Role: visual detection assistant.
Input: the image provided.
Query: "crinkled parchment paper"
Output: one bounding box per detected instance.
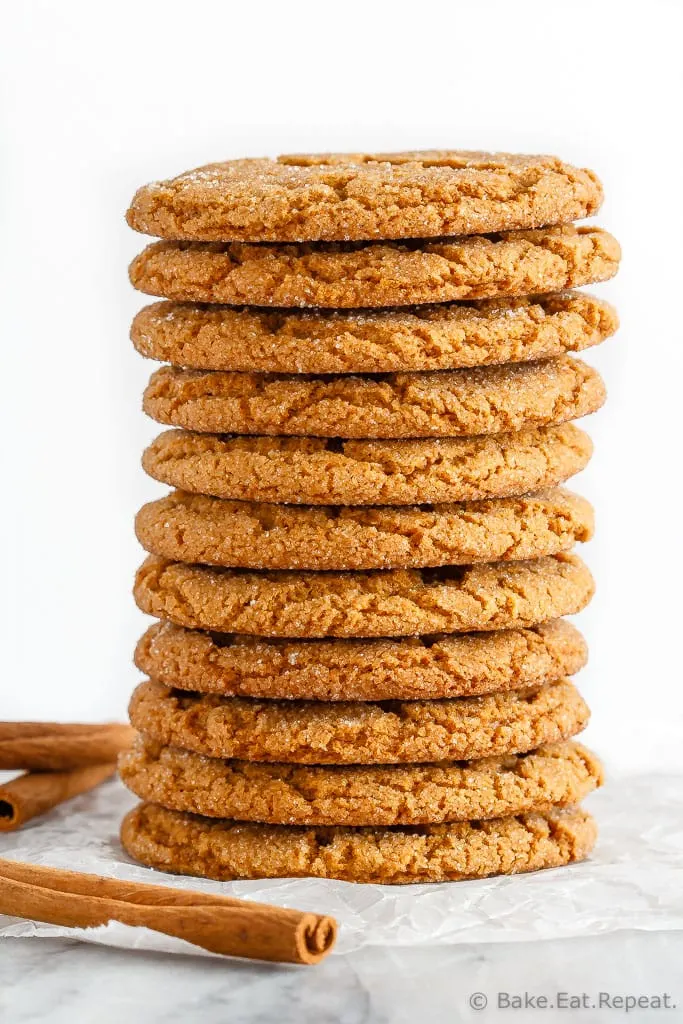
[1,773,681,955]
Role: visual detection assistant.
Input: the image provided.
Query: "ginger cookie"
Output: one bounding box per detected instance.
[142,357,605,439]
[142,423,592,505]
[135,489,594,571]
[128,679,589,764]
[125,151,603,243]
[119,737,603,826]
[128,226,620,308]
[134,553,593,638]
[132,292,618,374]
[135,619,588,701]
[120,802,597,883]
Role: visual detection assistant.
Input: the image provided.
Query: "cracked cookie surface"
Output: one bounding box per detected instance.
[135,489,593,571]
[135,619,587,701]
[142,357,605,438]
[129,226,620,308]
[134,553,594,638]
[119,737,603,826]
[125,150,603,243]
[142,423,592,505]
[132,293,618,374]
[128,679,589,764]
[133,552,593,638]
[120,802,597,882]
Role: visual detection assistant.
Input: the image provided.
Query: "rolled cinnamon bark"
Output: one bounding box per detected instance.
[0,858,337,965]
[0,723,135,771]
[0,764,117,831]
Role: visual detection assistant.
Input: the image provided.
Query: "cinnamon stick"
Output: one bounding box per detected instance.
[0,859,337,965]
[0,723,135,771]
[0,764,117,831]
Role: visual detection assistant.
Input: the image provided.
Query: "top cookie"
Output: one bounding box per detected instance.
[125,151,603,243]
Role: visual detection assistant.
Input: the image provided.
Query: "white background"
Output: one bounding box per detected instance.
[1,0,681,774]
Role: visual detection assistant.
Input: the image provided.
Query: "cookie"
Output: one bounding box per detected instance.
[129,227,620,308]
[142,357,605,439]
[135,619,588,701]
[120,802,597,883]
[134,553,593,638]
[125,151,603,243]
[131,293,618,374]
[142,423,592,505]
[119,737,603,826]
[128,679,589,764]
[135,489,594,571]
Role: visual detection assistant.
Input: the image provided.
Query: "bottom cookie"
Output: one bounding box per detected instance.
[120,802,597,884]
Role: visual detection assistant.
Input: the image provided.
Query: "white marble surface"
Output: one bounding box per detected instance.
[1,931,682,1023]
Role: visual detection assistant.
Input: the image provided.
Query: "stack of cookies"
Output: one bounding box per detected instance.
[119,151,619,885]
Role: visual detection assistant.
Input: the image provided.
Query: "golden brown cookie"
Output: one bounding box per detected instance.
[142,357,605,439]
[121,802,597,883]
[142,423,592,505]
[128,679,589,764]
[129,227,620,308]
[119,737,603,826]
[131,293,618,374]
[134,553,593,638]
[125,151,603,243]
[135,619,588,701]
[135,489,594,571]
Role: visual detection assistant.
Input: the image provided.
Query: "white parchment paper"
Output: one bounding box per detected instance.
[0,772,681,955]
